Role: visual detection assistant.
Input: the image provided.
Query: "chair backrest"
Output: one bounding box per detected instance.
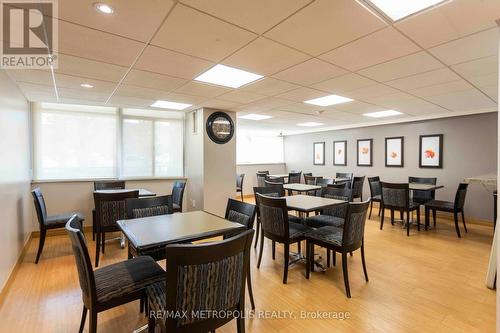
[454,183,469,210]
[303,173,312,183]
[304,175,317,185]
[265,176,284,186]
[31,187,47,225]
[172,181,186,208]
[236,173,245,188]
[225,198,257,230]
[256,193,289,239]
[66,215,96,307]
[163,230,254,332]
[342,200,370,248]
[256,173,267,187]
[253,185,285,199]
[336,172,353,180]
[321,186,352,218]
[93,180,125,190]
[328,182,349,189]
[257,170,269,175]
[409,177,437,202]
[288,171,302,184]
[352,176,365,197]
[317,178,334,187]
[94,191,139,229]
[126,195,173,219]
[368,176,381,197]
[380,182,409,209]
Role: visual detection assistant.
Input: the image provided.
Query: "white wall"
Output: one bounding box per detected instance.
[0,70,31,291]
[184,109,204,211]
[236,163,286,196]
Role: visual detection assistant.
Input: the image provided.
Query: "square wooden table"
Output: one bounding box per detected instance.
[286,194,346,216]
[283,183,321,194]
[408,183,444,191]
[94,188,156,197]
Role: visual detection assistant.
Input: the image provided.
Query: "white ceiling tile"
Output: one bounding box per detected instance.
[243,97,295,110]
[17,82,56,97]
[58,87,110,103]
[179,0,310,34]
[7,70,53,86]
[173,81,232,98]
[311,73,376,93]
[365,92,445,115]
[428,28,498,65]
[218,91,267,104]
[265,0,386,55]
[320,110,371,123]
[326,101,385,114]
[342,83,399,100]
[425,89,497,111]
[479,85,498,102]
[58,21,145,67]
[164,92,208,105]
[57,0,174,42]
[395,0,500,48]
[385,68,461,90]
[320,27,420,71]
[357,51,443,82]
[240,78,299,96]
[115,85,171,100]
[272,58,347,85]
[202,99,243,110]
[275,87,327,102]
[222,37,310,75]
[277,102,325,115]
[134,45,214,79]
[409,80,474,98]
[451,55,498,79]
[54,54,128,82]
[468,74,498,88]
[54,74,117,94]
[152,4,256,62]
[108,95,156,108]
[123,69,188,91]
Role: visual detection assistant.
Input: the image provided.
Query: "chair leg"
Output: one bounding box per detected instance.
[378,203,381,216]
[380,208,385,230]
[101,231,106,254]
[254,220,260,249]
[326,249,330,268]
[257,233,264,268]
[297,241,301,254]
[461,210,468,233]
[432,209,436,227]
[148,314,156,333]
[283,243,290,284]
[390,209,394,225]
[306,240,311,279]
[454,212,461,238]
[236,305,245,333]
[425,207,429,231]
[399,210,403,220]
[406,210,410,237]
[79,306,87,333]
[92,210,96,241]
[416,209,421,231]
[341,253,351,298]
[241,191,244,202]
[140,297,144,313]
[89,310,97,333]
[369,201,373,219]
[332,250,336,266]
[272,241,276,260]
[361,241,369,282]
[35,229,46,264]
[95,232,101,267]
[246,264,255,310]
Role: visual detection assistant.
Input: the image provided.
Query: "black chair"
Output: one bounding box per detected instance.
[304,175,318,185]
[265,176,285,187]
[305,200,370,298]
[31,187,85,264]
[288,171,302,184]
[236,173,245,201]
[256,194,310,284]
[257,170,269,175]
[425,183,469,238]
[305,186,352,229]
[303,172,313,183]
[225,198,257,310]
[125,195,173,261]
[409,177,437,204]
[368,176,382,219]
[171,181,186,213]
[336,172,353,180]
[92,181,126,241]
[316,178,334,197]
[352,176,365,201]
[380,182,420,237]
[328,182,349,189]
[146,230,254,333]
[93,190,139,267]
[256,173,267,187]
[66,215,164,333]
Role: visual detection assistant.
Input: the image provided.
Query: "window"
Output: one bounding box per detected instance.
[33,103,184,180]
[237,129,284,164]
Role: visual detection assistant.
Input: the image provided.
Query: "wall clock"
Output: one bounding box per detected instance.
[205,112,234,144]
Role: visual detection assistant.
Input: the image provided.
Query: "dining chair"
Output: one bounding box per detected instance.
[93,190,139,267]
[171,181,186,213]
[424,183,469,238]
[265,176,285,187]
[125,195,173,260]
[316,178,334,197]
[236,173,245,201]
[409,177,437,204]
[255,194,310,284]
[305,200,370,298]
[66,215,164,333]
[256,173,267,187]
[351,176,365,201]
[31,187,85,264]
[257,170,269,175]
[146,230,254,333]
[328,182,349,189]
[380,182,420,236]
[224,198,257,310]
[303,172,313,183]
[288,171,302,184]
[304,175,316,185]
[92,180,126,241]
[367,176,382,219]
[336,172,353,180]
[305,186,352,229]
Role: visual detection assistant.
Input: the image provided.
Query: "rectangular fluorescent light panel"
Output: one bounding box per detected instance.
[366,0,447,21]
[297,122,324,127]
[363,110,403,118]
[238,114,272,121]
[304,94,353,107]
[150,100,192,110]
[195,64,263,88]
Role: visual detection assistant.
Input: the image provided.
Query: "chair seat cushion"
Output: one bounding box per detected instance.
[289,222,310,239]
[146,281,166,313]
[288,214,302,224]
[94,256,164,303]
[306,226,343,246]
[372,194,381,201]
[425,200,454,211]
[45,212,84,228]
[305,215,345,229]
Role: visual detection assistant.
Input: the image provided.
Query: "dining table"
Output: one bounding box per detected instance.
[93,188,156,197]
[283,183,321,194]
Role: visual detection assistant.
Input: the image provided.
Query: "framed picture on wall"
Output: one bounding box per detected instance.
[357,139,373,167]
[333,140,347,166]
[419,134,443,168]
[385,136,404,167]
[313,142,325,165]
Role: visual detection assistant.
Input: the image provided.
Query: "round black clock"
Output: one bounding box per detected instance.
[206,112,234,144]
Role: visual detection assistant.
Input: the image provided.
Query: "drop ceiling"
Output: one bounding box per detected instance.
[3,0,499,135]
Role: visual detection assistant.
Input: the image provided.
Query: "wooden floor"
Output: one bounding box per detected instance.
[0,205,496,333]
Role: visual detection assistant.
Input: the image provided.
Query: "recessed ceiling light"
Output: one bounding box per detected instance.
[363,110,403,118]
[304,94,353,107]
[297,122,324,127]
[194,64,263,88]
[80,83,94,89]
[238,114,272,121]
[362,0,447,21]
[150,100,192,110]
[93,2,114,14]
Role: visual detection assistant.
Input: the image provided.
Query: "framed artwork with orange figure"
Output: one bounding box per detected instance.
[333,140,347,166]
[313,142,325,165]
[385,136,404,167]
[419,134,443,168]
[357,139,373,167]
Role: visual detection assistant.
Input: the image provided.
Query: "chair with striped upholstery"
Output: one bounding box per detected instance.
[380,182,420,236]
[351,176,365,201]
[66,215,164,333]
[92,181,126,241]
[171,181,186,213]
[305,187,352,229]
[146,230,254,333]
[368,176,382,219]
[256,173,267,187]
[316,178,334,197]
